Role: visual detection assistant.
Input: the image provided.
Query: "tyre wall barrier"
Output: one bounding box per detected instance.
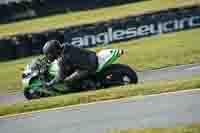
[0,5,199,61]
[0,38,16,61]
[64,5,200,48]
[0,0,143,24]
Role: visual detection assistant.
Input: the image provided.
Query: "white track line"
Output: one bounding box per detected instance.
[1,88,200,119]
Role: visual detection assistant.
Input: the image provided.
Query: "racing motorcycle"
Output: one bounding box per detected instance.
[22,48,138,100]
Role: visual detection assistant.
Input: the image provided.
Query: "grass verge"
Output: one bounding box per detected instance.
[1,28,200,94]
[1,76,200,116]
[109,124,200,133]
[0,0,198,37]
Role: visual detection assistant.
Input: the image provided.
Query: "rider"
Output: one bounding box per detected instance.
[43,40,98,89]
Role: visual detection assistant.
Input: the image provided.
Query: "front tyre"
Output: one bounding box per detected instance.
[101,64,138,87]
[24,87,42,100]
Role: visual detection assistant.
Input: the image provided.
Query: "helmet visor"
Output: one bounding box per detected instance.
[46,53,56,62]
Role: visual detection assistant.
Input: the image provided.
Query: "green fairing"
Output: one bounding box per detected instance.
[29,79,42,90]
[105,49,119,66]
[96,49,120,73]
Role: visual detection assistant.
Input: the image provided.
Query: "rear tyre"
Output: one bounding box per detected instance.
[101,64,138,87]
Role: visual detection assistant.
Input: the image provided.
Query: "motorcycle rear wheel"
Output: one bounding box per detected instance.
[101,64,138,87]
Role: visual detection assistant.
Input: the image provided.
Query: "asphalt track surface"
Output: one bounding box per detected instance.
[1,64,200,133]
[0,89,200,133]
[1,63,200,105]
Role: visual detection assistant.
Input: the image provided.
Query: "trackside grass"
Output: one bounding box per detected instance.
[1,29,200,94]
[109,124,200,133]
[0,0,198,37]
[0,76,200,116]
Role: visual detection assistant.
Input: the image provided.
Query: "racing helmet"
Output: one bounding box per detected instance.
[43,40,62,62]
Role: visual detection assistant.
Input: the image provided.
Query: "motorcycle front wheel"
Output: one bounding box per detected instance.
[24,87,44,100]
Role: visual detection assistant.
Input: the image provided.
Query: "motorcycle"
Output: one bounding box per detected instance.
[22,48,138,100]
